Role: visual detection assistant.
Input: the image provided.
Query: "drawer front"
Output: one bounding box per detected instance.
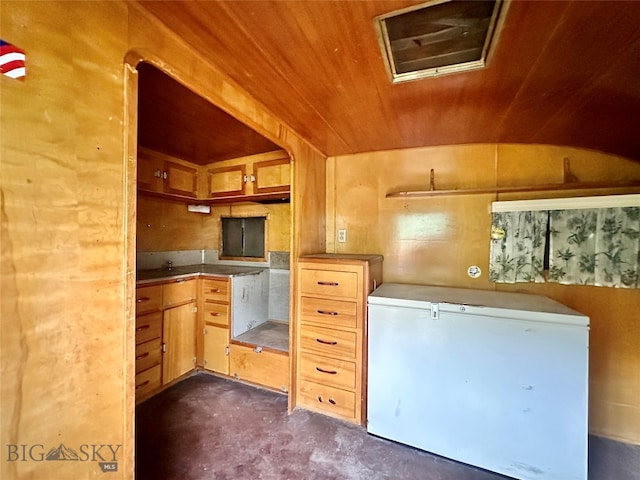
[136,285,162,315]
[299,351,356,390]
[202,278,230,303]
[229,344,289,392]
[299,325,357,359]
[202,301,230,326]
[135,338,162,374]
[300,297,358,329]
[298,380,356,420]
[163,279,196,307]
[135,311,162,345]
[300,269,358,299]
[135,364,162,398]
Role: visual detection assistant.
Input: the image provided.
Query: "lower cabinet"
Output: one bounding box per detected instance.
[295,254,383,425]
[229,343,289,393]
[135,279,197,402]
[162,302,197,384]
[136,274,291,401]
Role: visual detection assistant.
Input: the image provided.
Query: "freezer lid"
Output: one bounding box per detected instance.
[368,283,589,326]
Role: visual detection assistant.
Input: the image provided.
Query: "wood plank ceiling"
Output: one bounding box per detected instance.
[136,0,640,163]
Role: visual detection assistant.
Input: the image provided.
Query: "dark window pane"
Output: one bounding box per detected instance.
[243,217,265,257]
[221,216,265,258]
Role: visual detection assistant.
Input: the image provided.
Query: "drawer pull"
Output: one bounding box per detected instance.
[316,338,337,346]
[317,309,338,316]
[136,297,150,303]
[316,367,337,375]
[317,396,323,402]
[317,281,339,286]
[135,352,150,360]
[328,398,337,405]
[136,380,150,390]
[209,312,221,316]
[210,288,221,293]
[136,325,150,332]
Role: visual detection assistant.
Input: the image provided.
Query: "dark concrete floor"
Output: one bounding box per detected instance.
[135,373,640,480]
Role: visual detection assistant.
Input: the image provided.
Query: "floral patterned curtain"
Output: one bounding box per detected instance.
[489,210,548,283]
[549,207,640,288]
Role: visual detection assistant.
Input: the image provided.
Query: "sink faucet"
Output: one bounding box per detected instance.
[167,260,173,271]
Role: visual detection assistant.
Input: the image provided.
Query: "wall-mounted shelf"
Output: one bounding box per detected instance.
[386,159,640,198]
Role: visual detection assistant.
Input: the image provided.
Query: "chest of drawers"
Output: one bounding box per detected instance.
[295,254,382,425]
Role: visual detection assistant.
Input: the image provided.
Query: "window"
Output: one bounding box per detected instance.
[221,216,266,259]
[489,195,640,288]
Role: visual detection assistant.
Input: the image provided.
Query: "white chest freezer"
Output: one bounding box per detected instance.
[367,283,589,480]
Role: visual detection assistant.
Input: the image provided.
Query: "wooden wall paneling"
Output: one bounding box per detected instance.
[497,144,640,188]
[1,2,131,479]
[136,196,205,252]
[330,144,497,288]
[124,52,139,480]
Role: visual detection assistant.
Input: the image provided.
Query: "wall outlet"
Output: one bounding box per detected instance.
[337,228,347,243]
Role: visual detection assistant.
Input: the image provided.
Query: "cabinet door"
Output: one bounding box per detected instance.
[252,158,290,194]
[229,343,289,392]
[163,160,198,197]
[137,153,162,192]
[203,325,229,374]
[162,302,196,384]
[208,165,246,197]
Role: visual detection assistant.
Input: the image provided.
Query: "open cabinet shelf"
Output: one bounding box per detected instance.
[386,160,640,198]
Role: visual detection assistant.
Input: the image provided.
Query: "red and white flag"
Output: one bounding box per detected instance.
[1,39,26,80]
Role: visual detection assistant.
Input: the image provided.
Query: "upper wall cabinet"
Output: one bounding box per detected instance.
[137,147,290,204]
[207,151,290,203]
[138,147,198,199]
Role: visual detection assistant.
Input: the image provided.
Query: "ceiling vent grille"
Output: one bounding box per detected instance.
[375,0,506,83]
